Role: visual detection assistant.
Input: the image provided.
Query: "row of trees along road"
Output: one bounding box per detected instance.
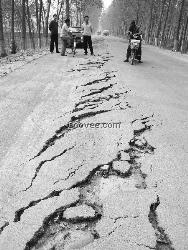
[101,0,188,53]
[0,0,103,57]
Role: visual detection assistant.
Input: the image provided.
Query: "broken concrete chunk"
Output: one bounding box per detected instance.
[98,177,137,201]
[132,120,145,132]
[132,169,147,189]
[64,205,95,219]
[0,189,79,250]
[119,151,130,161]
[83,216,156,250]
[134,138,146,147]
[100,164,109,170]
[102,189,157,218]
[95,217,116,237]
[113,161,130,173]
[65,230,94,250]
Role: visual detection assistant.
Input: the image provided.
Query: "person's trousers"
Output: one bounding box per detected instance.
[61,38,68,55]
[83,35,93,55]
[50,34,59,53]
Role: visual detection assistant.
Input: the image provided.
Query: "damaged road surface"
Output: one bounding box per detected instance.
[0,37,188,250]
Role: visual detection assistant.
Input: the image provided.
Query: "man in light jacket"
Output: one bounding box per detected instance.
[60,18,72,56]
[82,16,94,56]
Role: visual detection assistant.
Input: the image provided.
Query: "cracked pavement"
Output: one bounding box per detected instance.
[0,37,188,250]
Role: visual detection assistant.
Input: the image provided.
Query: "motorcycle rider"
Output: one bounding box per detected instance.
[124,20,142,63]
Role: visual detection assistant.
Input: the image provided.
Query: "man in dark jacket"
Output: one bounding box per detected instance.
[49,14,60,53]
[124,20,142,63]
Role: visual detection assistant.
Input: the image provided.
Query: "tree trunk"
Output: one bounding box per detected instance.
[76,0,79,26]
[22,0,27,50]
[179,20,185,50]
[45,0,51,46]
[181,15,188,53]
[155,0,166,46]
[136,0,140,24]
[79,8,82,26]
[17,8,23,44]
[38,0,42,48]
[173,0,185,51]
[26,0,35,49]
[66,0,70,19]
[160,0,171,48]
[0,0,7,57]
[11,0,16,54]
[57,0,64,20]
[146,0,154,44]
[42,6,45,34]
[35,0,39,32]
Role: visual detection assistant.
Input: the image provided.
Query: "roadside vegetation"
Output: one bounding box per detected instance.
[101,0,188,53]
[0,0,103,57]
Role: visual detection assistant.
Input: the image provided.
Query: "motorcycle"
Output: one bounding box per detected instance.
[129,33,142,65]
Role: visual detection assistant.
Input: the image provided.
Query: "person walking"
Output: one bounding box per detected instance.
[82,16,94,56]
[60,18,72,56]
[49,14,60,53]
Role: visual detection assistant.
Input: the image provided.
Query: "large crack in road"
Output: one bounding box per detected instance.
[0,49,176,250]
[22,114,174,250]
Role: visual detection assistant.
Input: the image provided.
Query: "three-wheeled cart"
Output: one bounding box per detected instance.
[67,27,84,56]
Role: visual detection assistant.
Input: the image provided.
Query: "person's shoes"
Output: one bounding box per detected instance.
[61,54,67,56]
[51,51,54,54]
[56,51,60,53]
[84,52,88,55]
[138,60,143,63]
[124,59,129,62]
[91,53,95,56]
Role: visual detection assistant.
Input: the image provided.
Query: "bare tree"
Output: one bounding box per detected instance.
[66,0,70,18]
[57,0,64,20]
[181,14,188,52]
[38,0,43,47]
[26,0,35,49]
[160,0,172,47]
[101,0,188,53]
[45,0,51,45]
[22,0,27,50]
[155,0,166,46]
[11,0,16,53]
[0,0,7,57]
[35,0,39,33]
[173,0,186,51]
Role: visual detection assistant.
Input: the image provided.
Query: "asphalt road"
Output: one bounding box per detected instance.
[0,37,187,250]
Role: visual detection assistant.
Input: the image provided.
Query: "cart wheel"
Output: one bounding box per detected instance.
[73,41,76,57]
[130,51,135,65]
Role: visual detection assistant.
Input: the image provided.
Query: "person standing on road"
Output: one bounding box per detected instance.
[60,18,72,56]
[49,14,60,54]
[82,16,94,56]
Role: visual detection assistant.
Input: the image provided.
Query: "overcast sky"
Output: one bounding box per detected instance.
[103,0,113,9]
